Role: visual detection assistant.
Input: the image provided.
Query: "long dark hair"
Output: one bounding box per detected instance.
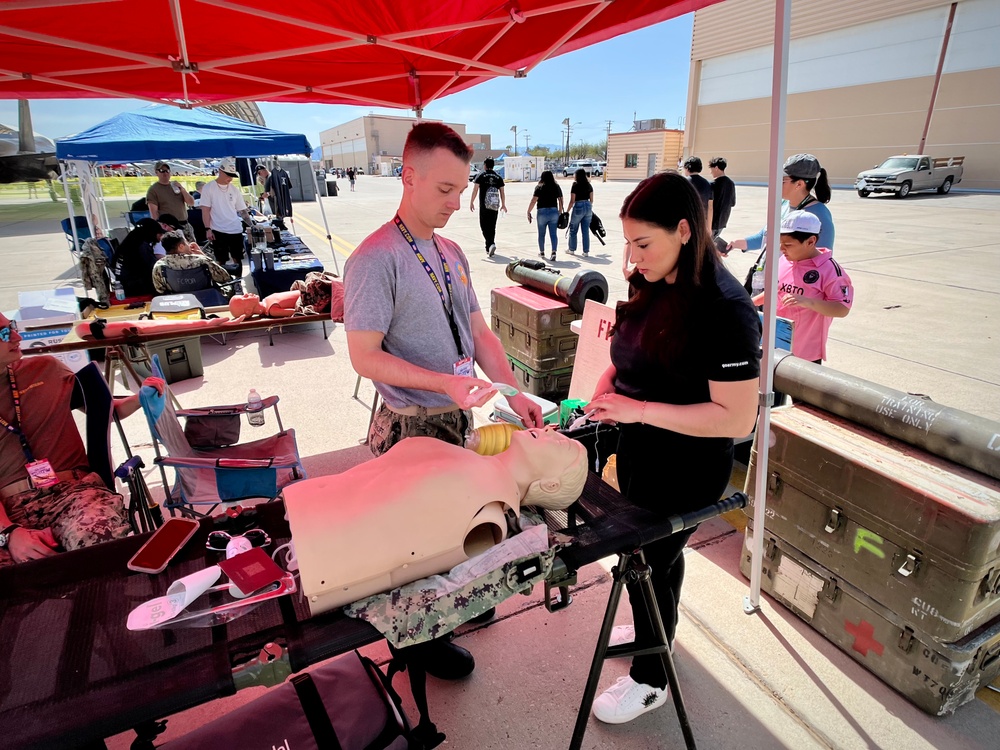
[573,169,592,194]
[614,171,720,362]
[538,170,556,188]
[807,168,832,203]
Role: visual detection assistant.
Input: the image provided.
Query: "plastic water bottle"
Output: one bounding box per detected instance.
[751,265,766,297]
[113,280,125,302]
[247,389,265,426]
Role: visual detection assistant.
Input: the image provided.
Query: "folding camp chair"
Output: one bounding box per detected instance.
[160,264,242,308]
[73,362,160,533]
[61,215,91,258]
[139,354,306,516]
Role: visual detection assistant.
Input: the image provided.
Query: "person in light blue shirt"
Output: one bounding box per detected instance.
[727,153,835,254]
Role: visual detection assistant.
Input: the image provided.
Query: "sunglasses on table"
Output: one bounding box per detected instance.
[206,528,271,551]
[0,321,18,342]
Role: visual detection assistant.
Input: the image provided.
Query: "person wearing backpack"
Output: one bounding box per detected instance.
[469,157,506,257]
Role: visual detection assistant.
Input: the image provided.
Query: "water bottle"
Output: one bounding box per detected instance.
[113,280,125,302]
[751,265,765,297]
[246,389,265,426]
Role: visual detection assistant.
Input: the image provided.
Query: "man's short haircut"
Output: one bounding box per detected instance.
[683,156,703,173]
[160,231,187,255]
[708,157,727,170]
[403,121,473,166]
[483,157,495,170]
[783,230,818,243]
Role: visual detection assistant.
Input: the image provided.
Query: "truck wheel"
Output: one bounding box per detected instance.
[937,177,953,195]
[857,189,871,198]
[896,181,911,199]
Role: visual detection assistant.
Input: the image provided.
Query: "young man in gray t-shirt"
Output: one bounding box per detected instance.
[344,121,542,682]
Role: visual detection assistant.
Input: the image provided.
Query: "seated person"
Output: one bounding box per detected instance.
[152,232,234,295]
[112,218,162,298]
[152,213,186,257]
[286,428,587,615]
[0,312,164,566]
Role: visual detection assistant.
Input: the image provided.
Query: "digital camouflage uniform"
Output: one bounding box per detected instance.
[151,252,234,294]
[0,471,129,568]
[367,403,472,457]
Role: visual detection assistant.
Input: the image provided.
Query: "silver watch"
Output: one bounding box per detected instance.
[0,524,20,549]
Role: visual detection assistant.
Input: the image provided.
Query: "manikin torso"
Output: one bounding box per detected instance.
[285,438,522,615]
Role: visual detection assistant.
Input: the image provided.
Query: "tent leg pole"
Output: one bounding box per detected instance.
[746,0,792,616]
[310,167,340,275]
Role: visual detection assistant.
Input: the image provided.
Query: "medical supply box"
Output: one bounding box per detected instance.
[491,285,580,371]
[744,404,1000,643]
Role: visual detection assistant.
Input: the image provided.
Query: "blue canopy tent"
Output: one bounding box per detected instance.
[55,105,339,273]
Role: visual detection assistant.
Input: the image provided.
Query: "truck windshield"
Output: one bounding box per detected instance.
[878,157,919,170]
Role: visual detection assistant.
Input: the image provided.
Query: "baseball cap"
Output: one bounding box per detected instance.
[157,213,183,230]
[218,157,240,177]
[255,163,268,172]
[783,153,821,180]
[780,209,821,235]
[154,160,170,172]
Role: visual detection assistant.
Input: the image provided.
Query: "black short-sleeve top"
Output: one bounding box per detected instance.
[571,182,593,202]
[610,263,761,448]
[532,182,563,209]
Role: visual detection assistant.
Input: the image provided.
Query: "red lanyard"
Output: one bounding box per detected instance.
[0,366,34,462]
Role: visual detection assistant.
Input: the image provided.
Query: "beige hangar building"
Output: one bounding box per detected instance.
[685,0,999,191]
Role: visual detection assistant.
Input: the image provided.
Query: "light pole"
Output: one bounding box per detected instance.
[510,125,518,155]
[523,132,531,154]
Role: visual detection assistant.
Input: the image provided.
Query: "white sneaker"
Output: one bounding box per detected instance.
[609,624,635,647]
[487,243,496,257]
[592,676,668,724]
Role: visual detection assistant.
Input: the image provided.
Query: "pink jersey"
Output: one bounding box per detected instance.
[776,249,853,362]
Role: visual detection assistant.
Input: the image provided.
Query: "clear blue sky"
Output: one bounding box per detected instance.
[0,15,693,153]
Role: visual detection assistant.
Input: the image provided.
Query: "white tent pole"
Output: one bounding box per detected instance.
[310,166,340,275]
[744,0,791,616]
[59,165,80,263]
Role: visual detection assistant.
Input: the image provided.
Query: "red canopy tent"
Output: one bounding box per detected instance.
[0,0,712,112]
[1,0,797,618]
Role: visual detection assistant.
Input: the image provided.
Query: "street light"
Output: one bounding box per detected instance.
[510,125,518,155]
[523,132,531,154]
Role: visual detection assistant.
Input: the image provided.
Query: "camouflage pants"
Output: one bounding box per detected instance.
[367,403,471,457]
[0,472,129,567]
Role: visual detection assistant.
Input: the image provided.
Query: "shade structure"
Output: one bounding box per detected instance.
[55,105,311,162]
[0,0,714,110]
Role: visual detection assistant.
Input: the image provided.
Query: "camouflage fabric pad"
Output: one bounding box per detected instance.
[345,523,554,648]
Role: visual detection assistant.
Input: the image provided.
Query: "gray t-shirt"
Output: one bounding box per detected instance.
[344,220,481,409]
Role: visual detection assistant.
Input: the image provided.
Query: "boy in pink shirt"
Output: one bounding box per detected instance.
[753,210,853,362]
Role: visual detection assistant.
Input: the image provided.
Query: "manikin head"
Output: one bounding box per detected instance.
[229,293,265,318]
[496,428,588,510]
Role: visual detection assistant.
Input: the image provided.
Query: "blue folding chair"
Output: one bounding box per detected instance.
[61,216,91,257]
[139,355,306,516]
[126,210,151,228]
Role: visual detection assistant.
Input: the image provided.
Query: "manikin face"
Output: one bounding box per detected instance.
[0,313,23,368]
[506,428,587,509]
[401,147,468,233]
[622,217,691,284]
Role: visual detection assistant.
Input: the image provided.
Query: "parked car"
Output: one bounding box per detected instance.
[563,159,602,177]
[855,155,964,198]
[469,164,479,182]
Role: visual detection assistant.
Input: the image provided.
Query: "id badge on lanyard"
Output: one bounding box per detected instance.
[453,356,474,377]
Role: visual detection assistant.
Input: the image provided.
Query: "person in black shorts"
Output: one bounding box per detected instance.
[586,171,760,726]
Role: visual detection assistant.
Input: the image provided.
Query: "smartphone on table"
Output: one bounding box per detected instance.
[127,517,200,574]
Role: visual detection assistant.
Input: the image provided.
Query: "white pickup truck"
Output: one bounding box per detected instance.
[855,155,964,198]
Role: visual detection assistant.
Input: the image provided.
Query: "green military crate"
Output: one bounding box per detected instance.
[740,530,1000,716]
[491,285,580,371]
[745,404,1000,642]
[507,357,573,403]
[145,337,204,384]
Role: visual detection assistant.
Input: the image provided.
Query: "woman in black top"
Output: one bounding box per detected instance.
[526,170,564,259]
[565,168,594,256]
[112,218,162,298]
[587,171,760,725]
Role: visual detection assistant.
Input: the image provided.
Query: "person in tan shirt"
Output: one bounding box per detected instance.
[146,161,195,241]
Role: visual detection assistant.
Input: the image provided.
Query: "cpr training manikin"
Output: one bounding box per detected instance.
[284,428,588,615]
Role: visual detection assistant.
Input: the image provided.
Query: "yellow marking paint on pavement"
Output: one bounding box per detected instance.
[293,215,355,257]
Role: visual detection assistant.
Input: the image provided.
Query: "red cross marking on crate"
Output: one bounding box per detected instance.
[845,619,884,658]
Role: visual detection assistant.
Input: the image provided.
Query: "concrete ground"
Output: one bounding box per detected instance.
[1,175,999,749]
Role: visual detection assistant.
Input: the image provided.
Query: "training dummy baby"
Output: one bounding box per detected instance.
[285,427,587,615]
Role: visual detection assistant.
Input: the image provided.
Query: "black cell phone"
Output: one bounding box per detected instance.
[127,517,200,574]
